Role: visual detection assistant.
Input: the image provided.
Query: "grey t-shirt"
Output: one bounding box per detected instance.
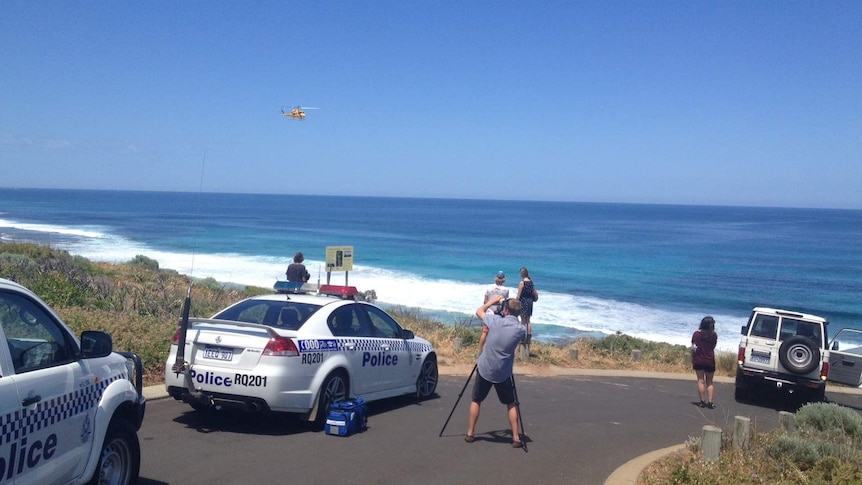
[478,313,526,383]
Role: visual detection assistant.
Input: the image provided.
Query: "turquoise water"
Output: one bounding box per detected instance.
[2,188,861,349]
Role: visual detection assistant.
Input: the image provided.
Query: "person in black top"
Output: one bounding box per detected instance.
[286,252,311,282]
[516,267,537,343]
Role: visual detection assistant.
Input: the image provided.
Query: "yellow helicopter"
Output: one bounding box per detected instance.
[281,105,319,120]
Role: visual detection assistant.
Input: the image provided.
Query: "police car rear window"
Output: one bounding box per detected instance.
[214,300,321,330]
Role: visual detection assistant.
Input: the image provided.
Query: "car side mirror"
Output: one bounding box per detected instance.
[741,325,748,336]
[401,329,415,340]
[81,330,113,358]
[832,341,840,351]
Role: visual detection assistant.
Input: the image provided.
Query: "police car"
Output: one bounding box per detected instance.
[0,278,145,484]
[165,283,438,424]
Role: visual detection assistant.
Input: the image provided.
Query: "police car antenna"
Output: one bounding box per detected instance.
[172,152,206,374]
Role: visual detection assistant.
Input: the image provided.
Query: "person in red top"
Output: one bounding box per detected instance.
[691,316,718,409]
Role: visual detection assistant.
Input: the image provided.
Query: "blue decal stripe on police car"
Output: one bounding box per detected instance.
[331,338,431,353]
[1,374,122,444]
[0,410,22,446]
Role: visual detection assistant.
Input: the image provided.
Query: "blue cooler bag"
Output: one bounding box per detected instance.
[325,398,367,436]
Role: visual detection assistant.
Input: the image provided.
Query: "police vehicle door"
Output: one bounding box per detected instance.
[0,291,91,484]
[328,303,387,396]
[0,336,21,484]
[363,305,413,390]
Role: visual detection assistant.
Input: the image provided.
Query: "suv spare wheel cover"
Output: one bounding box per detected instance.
[778,336,820,375]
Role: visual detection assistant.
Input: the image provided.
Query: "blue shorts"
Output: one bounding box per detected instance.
[471,372,516,405]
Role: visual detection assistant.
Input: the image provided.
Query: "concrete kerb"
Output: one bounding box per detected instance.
[142,367,862,485]
[604,444,687,485]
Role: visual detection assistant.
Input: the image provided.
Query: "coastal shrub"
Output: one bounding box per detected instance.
[128,254,159,270]
[449,325,481,347]
[765,434,827,471]
[195,276,223,292]
[0,242,57,261]
[0,252,42,283]
[30,271,90,307]
[59,306,173,377]
[796,402,862,442]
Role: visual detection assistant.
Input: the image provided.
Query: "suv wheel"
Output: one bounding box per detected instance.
[779,336,820,375]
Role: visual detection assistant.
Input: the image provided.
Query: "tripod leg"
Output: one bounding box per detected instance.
[439,364,477,437]
[511,375,527,451]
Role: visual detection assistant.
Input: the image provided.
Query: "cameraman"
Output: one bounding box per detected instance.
[465,294,527,448]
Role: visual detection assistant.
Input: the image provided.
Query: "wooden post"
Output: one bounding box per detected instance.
[701,425,722,462]
[632,349,642,362]
[733,416,751,450]
[779,411,796,434]
[569,348,579,361]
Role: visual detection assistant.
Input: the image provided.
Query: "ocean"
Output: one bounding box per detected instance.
[2,188,861,351]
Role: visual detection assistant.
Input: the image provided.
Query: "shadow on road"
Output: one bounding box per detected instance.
[737,389,862,413]
[138,479,169,485]
[171,392,442,435]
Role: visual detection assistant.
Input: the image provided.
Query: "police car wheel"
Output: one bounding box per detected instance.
[88,418,140,485]
[315,371,348,427]
[416,354,438,400]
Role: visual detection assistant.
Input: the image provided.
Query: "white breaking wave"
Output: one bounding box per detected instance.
[2,217,744,351]
[0,218,107,239]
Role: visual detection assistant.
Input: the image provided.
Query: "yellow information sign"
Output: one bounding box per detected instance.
[325,246,354,272]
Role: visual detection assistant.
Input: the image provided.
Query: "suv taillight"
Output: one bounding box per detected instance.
[263,337,300,357]
[737,347,745,365]
[821,361,830,380]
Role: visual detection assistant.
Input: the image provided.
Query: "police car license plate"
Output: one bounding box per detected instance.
[203,346,233,361]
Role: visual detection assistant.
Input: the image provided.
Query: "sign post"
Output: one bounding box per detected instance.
[325,246,354,285]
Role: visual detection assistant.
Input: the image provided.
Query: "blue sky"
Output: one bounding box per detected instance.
[1,2,860,209]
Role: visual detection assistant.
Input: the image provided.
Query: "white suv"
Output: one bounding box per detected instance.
[735,307,829,403]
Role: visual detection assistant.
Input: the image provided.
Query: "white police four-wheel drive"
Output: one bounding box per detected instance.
[0,278,145,485]
[165,283,438,424]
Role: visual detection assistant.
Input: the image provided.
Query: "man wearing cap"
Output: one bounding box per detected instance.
[484,271,510,315]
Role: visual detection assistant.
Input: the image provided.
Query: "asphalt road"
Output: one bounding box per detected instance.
[138,374,862,485]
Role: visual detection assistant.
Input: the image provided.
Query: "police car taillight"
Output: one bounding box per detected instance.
[263,336,300,357]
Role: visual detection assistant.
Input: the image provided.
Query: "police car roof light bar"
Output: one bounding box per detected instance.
[319,284,359,299]
[274,281,306,294]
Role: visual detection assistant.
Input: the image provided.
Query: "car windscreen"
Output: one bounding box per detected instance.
[213,300,321,330]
